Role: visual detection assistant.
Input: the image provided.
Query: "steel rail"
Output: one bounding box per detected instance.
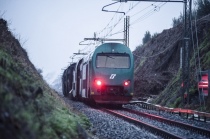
[122,107,210,138]
[102,108,182,139]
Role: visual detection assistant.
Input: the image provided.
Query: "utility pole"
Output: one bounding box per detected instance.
[124,16,130,47]
[182,0,192,105]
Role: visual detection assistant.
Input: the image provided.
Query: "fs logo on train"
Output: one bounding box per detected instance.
[110,74,116,79]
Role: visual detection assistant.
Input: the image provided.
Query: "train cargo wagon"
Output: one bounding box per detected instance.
[62,63,76,97]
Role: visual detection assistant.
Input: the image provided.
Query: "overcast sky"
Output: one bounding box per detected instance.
[0,0,184,83]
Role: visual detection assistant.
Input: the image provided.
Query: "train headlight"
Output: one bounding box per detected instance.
[95,79,102,86]
[124,80,130,86]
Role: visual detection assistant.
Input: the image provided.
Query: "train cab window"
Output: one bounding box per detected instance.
[96,54,130,68]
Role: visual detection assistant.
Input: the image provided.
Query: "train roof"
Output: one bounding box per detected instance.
[94,42,131,54]
[76,42,132,64]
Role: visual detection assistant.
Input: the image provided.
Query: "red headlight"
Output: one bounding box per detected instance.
[95,79,102,86]
[124,80,130,86]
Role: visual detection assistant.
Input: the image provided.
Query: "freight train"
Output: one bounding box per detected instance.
[62,42,134,106]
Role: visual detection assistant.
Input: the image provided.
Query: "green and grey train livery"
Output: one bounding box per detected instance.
[62,43,134,105]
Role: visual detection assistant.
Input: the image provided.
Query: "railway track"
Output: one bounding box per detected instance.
[123,107,210,137]
[101,107,210,139]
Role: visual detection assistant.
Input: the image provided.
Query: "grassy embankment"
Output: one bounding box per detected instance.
[0,18,90,139]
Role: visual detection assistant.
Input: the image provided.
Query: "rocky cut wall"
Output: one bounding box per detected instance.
[133,14,210,110]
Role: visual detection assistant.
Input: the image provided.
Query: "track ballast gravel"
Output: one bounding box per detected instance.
[63,96,210,139]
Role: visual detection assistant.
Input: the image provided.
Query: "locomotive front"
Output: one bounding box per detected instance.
[90,43,134,104]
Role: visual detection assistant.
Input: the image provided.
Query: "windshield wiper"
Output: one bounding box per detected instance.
[106,55,115,59]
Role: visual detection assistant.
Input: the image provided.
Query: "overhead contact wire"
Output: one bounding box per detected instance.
[108,2,166,37]
[101,2,141,38]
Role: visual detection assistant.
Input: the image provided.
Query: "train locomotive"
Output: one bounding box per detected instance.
[62,42,134,105]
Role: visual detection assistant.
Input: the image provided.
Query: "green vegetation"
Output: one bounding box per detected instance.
[172,12,183,27]
[153,70,182,107]
[197,0,210,18]
[142,31,151,45]
[199,34,210,70]
[0,44,90,138]
[172,0,210,27]
[168,97,182,108]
